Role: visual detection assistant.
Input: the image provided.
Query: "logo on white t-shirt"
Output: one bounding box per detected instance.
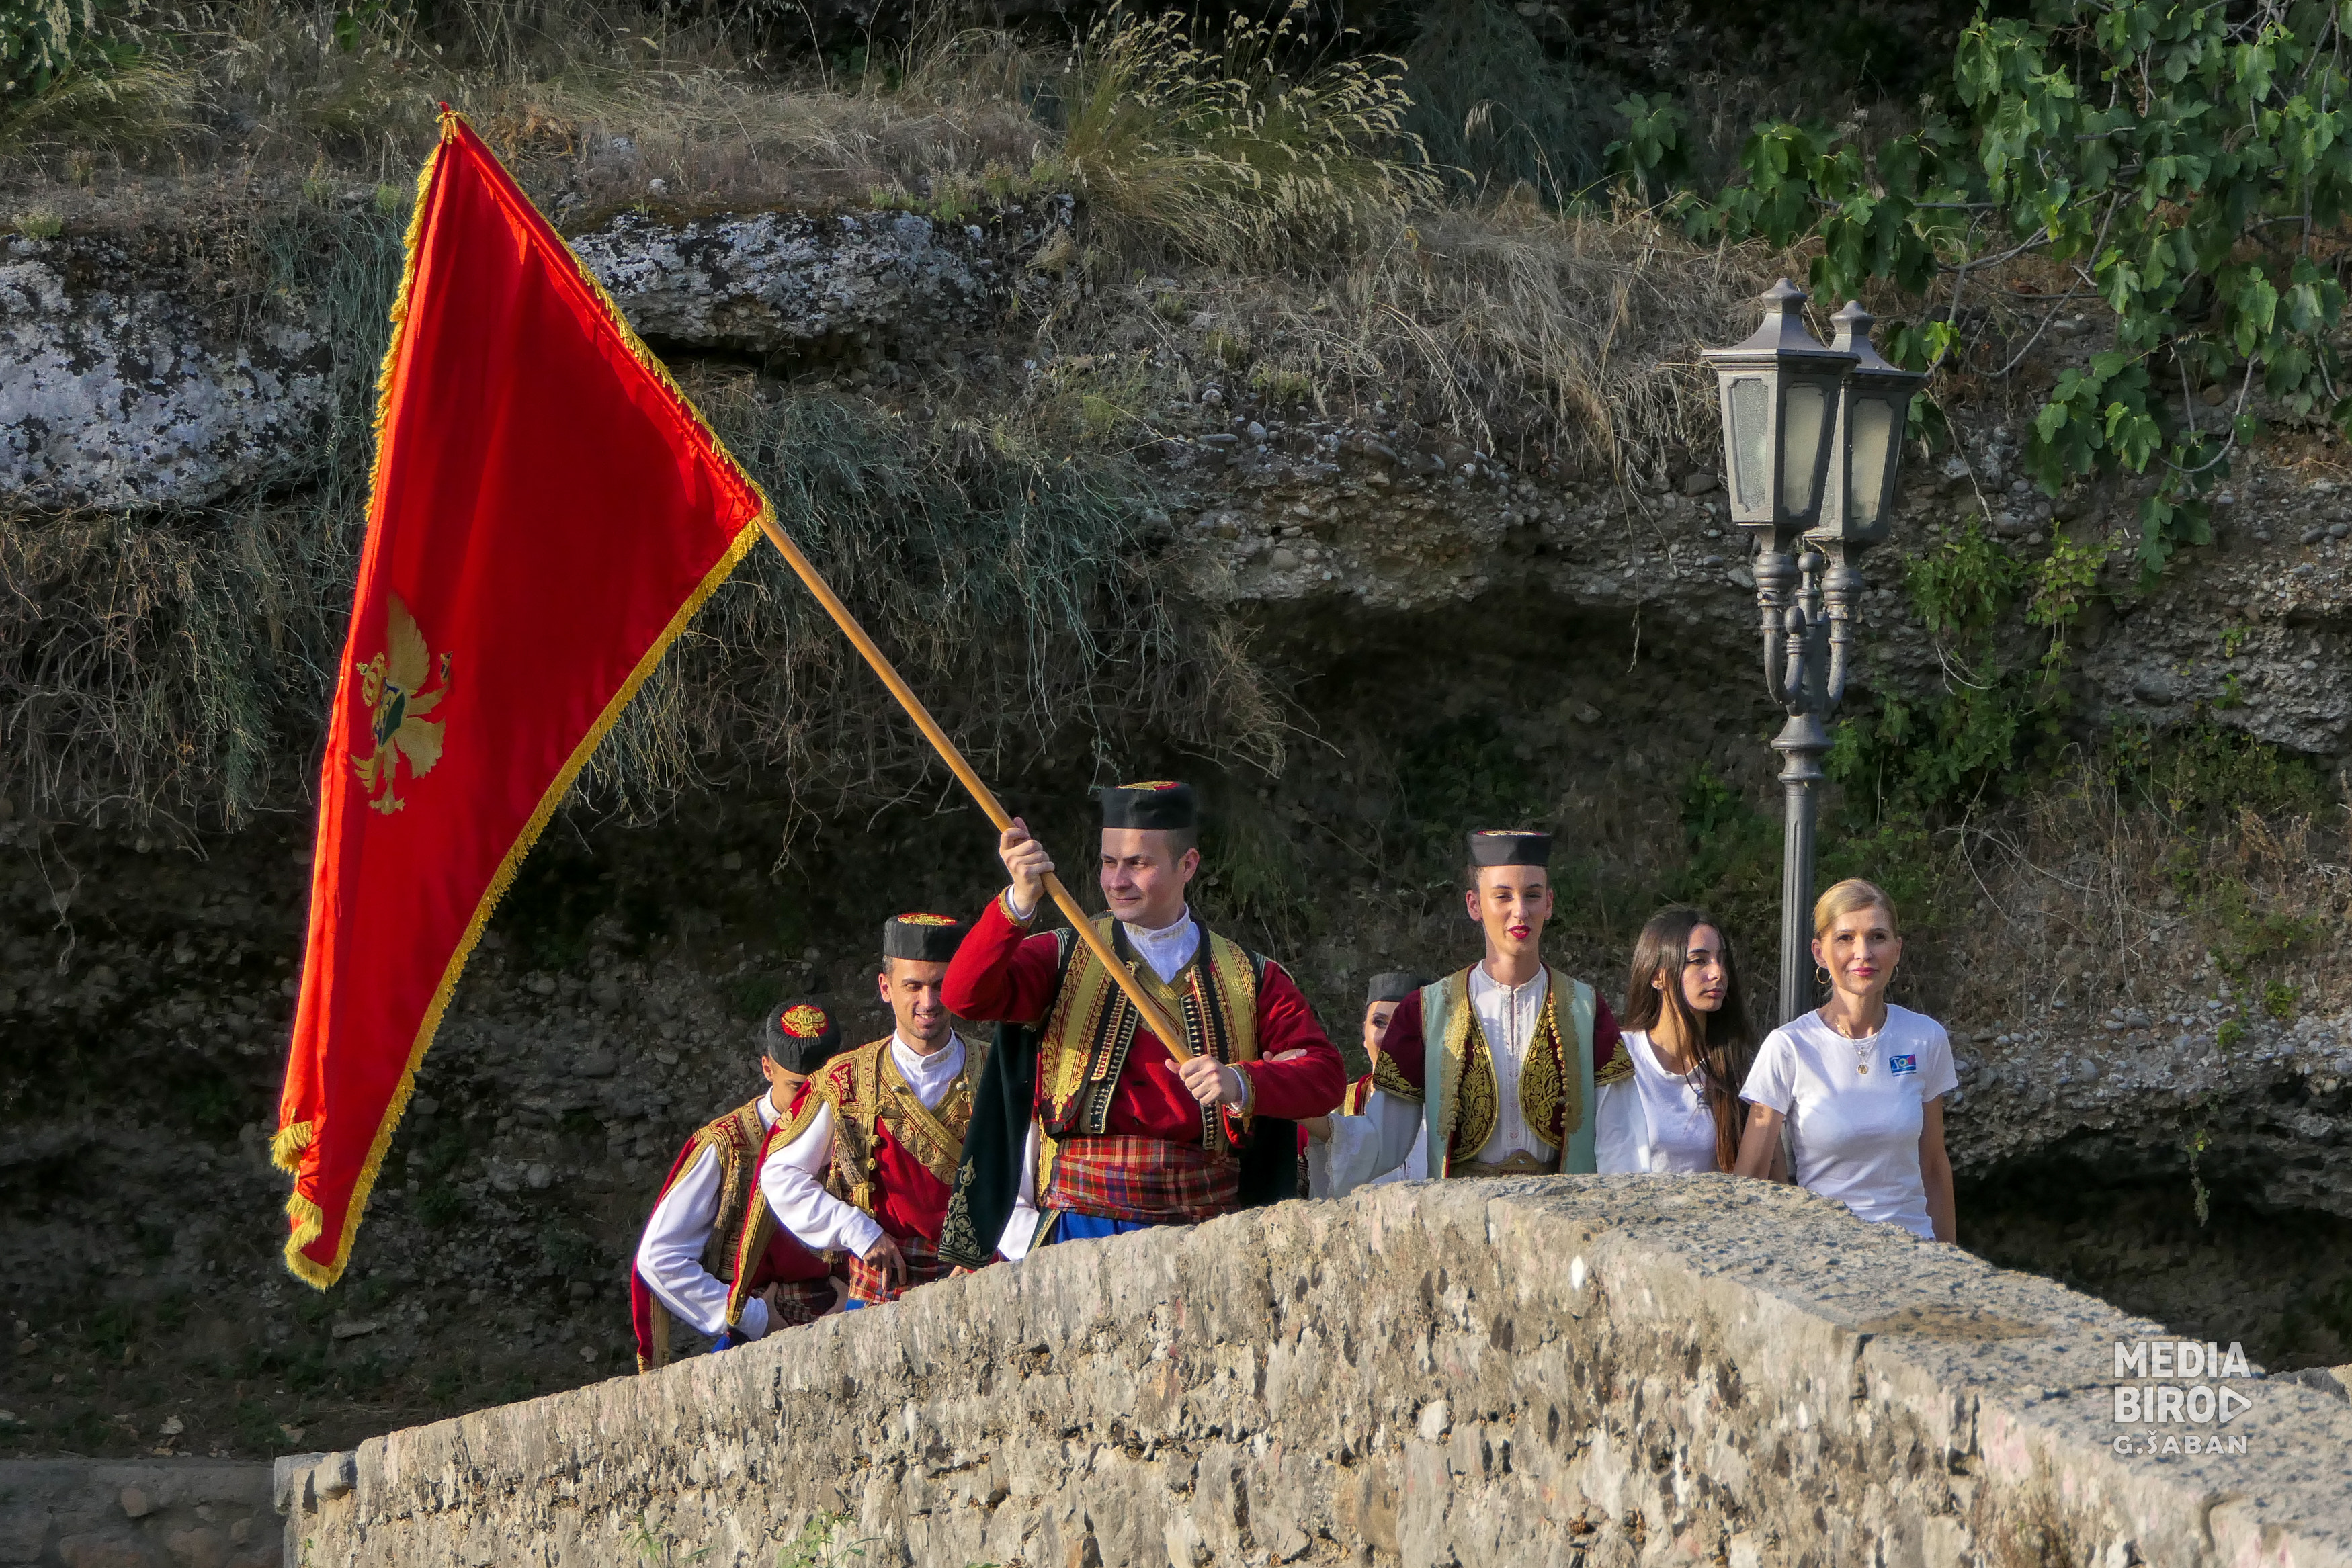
[1887,1054,1917,1076]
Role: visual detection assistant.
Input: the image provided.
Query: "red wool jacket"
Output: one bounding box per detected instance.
[943,897,1345,1137]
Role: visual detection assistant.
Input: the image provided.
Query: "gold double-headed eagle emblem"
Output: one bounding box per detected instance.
[353,595,453,814]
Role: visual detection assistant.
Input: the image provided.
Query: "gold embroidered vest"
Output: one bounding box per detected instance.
[770,1035,986,1213]
[1377,965,1628,1178]
[638,1096,768,1370]
[1032,914,1263,1168]
[686,1098,769,1280]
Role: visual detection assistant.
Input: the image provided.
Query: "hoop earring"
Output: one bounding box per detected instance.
[1814,964,1831,987]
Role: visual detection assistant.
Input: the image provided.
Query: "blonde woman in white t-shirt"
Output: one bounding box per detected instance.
[1733,879,1957,1240]
[1598,906,1771,1174]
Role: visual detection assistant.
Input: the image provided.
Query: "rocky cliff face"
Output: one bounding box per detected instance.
[1,231,335,512]
[4,193,2349,1464]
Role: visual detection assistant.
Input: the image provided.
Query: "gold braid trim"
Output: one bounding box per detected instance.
[1454,1011,1501,1159]
[724,1199,775,1332]
[830,1038,893,1214]
[1371,1049,1421,1104]
[878,1037,986,1189]
[275,110,768,1289]
[707,1100,767,1280]
[1039,919,1123,1132]
[1432,969,1474,1172]
[1517,980,1570,1151]
[768,1071,833,1149]
[1594,1022,1634,1085]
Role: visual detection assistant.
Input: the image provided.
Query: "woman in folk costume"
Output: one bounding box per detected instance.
[1734,880,1957,1240]
[1325,830,1641,1190]
[937,781,1345,1264]
[630,998,847,1371]
[1599,907,1777,1176]
[1302,969,1425,1198]
[759,915,989,1306]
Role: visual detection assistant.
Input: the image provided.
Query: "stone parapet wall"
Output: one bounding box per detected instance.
[280,1177,2352,1567]
[0,1461,278,1567]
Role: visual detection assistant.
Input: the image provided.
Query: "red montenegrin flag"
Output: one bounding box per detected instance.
[273,112,769,1286]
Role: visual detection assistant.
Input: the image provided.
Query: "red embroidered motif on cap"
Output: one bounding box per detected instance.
[780,1004,829,1037]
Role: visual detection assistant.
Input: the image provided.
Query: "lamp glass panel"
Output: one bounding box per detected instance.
[1847,395,1900,527]
[1727,376,1771,511]
[1780,380,1829,515]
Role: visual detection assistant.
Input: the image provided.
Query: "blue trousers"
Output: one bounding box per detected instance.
[1042,1211,1163,1245]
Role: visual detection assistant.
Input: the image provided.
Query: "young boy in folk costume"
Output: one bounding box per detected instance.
[759,915,986,1306]
[937,781,1345,1265]
[630,998,847,1372]
[1330,830,1639,1190]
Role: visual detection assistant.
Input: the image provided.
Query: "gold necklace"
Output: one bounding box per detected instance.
[1823,1009,1881,1075]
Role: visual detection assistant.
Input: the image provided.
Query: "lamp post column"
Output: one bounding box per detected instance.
[1763,546,1833,1025]
[1771,711,1829,1024]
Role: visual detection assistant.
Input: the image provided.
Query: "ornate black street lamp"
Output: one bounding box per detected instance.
[1704,281,1926,1022]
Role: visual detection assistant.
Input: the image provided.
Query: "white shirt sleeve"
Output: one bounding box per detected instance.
[1740,1028,1799,1114]
[1593,1077,1650,1174]
[634,1145,741,1338]
[1308,1113,1379,1199]
[1328,1088,1425,1190]
[1920,1020,1960,1100]
[995,1121,1044,1261]
[757,1101,885,1260]
[1373,1119,1431,1186]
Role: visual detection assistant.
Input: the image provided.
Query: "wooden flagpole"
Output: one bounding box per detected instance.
[750,517,1195,1062]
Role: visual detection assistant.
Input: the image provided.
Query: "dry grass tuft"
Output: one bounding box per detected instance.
[1053,3,1437,271]
[1300,197,1779,471]
[0,48,198,157]
[0,0,1055,206]
[1100,194,1788,473]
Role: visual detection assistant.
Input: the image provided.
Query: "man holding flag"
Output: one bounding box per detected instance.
[937,782,1344,1266]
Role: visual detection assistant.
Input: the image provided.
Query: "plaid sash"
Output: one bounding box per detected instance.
[765,1274,842,1327]
[1046,1133,1241,1225]
[846,1234,949,1305]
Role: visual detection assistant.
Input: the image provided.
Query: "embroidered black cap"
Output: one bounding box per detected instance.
[1365,971,1425,1006]
[882,912,966,963]
[1466,829,1553,868]
[760,999,843,1076]
[1098,779,1198,832]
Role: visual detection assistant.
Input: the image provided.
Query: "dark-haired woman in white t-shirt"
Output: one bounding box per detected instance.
[1598,906,1771,1174]
[1732,879,1957,1240]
